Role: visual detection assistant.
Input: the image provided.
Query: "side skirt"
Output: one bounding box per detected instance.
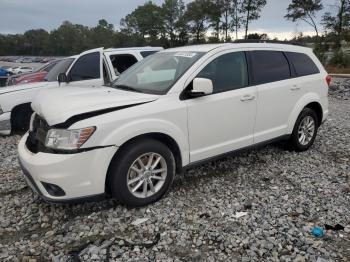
[182,135,290,171]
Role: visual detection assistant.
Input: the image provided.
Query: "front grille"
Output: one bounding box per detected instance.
[26,114,50,153]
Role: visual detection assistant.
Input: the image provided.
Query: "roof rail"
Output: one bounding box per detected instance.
[233,39,306,47]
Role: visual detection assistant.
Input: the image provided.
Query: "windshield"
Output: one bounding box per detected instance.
[112,51,204,94]
[44,58,74,82]
[35,60,59,73]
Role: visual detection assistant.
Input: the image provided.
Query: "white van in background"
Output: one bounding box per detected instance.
[0,47,162,134]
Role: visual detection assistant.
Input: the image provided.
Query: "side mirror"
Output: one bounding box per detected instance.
[57,73,68,86]
[190,78,213,97]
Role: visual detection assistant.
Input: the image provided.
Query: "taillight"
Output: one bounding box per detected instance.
[325,75,332,87]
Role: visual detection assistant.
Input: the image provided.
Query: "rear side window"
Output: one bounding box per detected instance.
[110,54,138,75]
[250,51,290,85]
[285,52,320,76]
[69,52,100,81]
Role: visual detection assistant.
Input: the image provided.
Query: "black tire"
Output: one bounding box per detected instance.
[289,108,318,152]
[108,139,175,207]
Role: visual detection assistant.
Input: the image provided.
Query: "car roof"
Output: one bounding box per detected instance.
[104,47,163,53]
[160,43,311,54]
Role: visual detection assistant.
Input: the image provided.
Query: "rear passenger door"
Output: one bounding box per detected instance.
[248,50,304,143]
[186,51,257,162]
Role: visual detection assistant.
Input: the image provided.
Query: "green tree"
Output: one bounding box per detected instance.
[241,0,267,39]
[285,0,323,37]
[22,29,50,55]
[212,0,243,41]
[322,0,350,49]
[185,0,213,43]
[49,21,90,55]
[90,19,115,48]
[161,0,186,46]
[120,1,164,43]
[247,32,269,39]
[208,0,224,41]
[231,0,243,40]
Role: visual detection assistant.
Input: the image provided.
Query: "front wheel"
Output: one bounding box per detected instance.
[289,108,318,151]
[108,139,175,207]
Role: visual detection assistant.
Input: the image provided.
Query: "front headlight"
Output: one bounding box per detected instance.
[45,127,95,150]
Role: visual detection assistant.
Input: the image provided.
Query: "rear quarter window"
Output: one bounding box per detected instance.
[249,50,291,85]
[285,52,320,77]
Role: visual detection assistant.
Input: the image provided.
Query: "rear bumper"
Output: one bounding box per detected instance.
[0,112,11,135]
[18,132,117,203]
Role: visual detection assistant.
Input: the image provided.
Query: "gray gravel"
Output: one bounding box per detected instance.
[0,78,349,261]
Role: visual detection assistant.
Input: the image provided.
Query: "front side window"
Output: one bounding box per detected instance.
[110,54,138,76]
[285,52,320,77]
[197,52,248,93]
[44,58,75,82]
[250,51,290,85]
[69,52,100,82]
[112,51,204,95]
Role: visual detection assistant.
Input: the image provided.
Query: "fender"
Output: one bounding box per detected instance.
[286,92,322,134]
[94,118,190,166]
[0,83,51,112]
[108,118,189,166]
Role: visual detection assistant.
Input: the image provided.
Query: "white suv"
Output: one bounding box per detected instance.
[18,43,330,206]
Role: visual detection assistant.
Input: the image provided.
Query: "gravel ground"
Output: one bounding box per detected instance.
[0,79,349,262]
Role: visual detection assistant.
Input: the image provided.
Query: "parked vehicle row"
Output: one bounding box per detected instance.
[12,43,329,206]
[0,66,34,75]
[0,46,163,135]
[6,60,61,86]
[0,67,12,77]
[0,56,58,63]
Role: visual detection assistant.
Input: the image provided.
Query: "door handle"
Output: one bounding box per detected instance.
[240,94,255,102]
[291,85,301,91]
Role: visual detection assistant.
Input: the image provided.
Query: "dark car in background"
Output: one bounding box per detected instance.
[6,59,61,86]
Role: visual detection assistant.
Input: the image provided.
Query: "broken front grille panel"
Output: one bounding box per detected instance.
[26,114,50,153]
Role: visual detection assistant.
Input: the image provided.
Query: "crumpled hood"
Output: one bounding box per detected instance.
[32,85,160,126]
[0,81,51,95]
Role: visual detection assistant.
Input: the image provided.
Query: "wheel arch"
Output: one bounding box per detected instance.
[105,132,183,194]
[10,102,33,129]
[287,93,323,134]
[304,102,323,126]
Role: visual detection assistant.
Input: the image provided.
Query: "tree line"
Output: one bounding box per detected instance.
[0,0,349,66]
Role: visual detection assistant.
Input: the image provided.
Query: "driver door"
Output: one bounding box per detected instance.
[63,48,103,87]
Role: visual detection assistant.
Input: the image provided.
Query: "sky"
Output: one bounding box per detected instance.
[0,0,339,40]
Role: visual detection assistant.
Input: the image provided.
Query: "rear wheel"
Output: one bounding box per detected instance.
[289,108,318,151]
[108,139,175,206]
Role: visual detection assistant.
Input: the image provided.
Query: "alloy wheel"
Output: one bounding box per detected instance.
[297,116,315,146]
[127,152,167,198]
